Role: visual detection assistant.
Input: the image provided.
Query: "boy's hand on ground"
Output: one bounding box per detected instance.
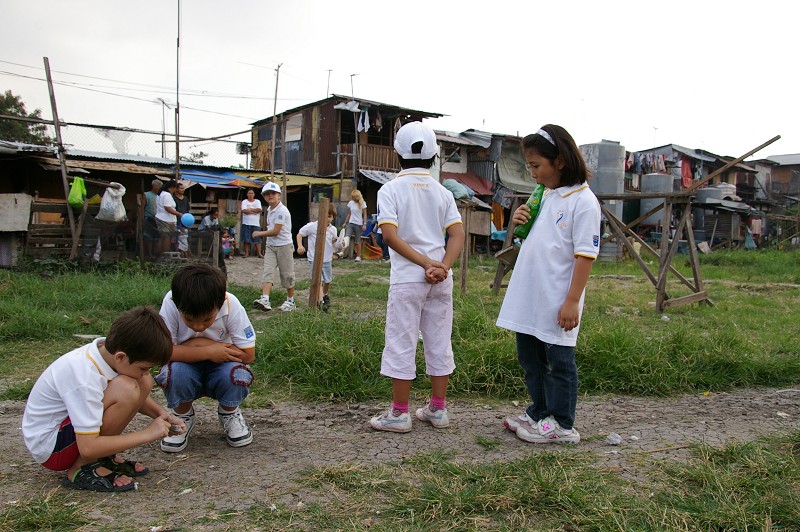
[145,415,173,440]
[165,413,187,436]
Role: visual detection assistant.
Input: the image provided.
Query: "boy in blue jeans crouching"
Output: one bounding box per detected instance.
[156,263,256,452]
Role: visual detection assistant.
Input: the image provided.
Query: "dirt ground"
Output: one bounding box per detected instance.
[2,258,799,530]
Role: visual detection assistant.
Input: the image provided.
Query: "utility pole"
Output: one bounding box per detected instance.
[350,73,358,98]
[326,69,332,97]
[270,63,282,180]
[156,98,171,158]
[175,0,182,179]
[43,57,77,258]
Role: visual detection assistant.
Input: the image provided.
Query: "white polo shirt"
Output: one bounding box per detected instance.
[496,184,601,346]
[266,202,292,246]
[298,221,337,262]
[22,338,116,463]
[377,168,462,284]
[159,291,256,350]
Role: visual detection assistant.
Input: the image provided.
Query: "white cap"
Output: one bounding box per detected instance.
[261,182,281,195]
[393,121,438,160]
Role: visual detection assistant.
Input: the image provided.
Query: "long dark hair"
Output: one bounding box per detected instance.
[521,124,589,186]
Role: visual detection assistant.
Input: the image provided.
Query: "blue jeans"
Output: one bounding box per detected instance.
[156,361,253,409]
[516,333,578,429]
[376,233,389,259]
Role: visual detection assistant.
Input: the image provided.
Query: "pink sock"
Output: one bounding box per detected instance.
[430,395,446,410]
[392,401,409,414]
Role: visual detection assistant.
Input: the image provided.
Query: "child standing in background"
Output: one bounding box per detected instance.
[369,121,464,433]
[252,182,296,312]
[497,124,601,445]
[296,203,338,311]
[343,189,367,262]
[221,229,234,259]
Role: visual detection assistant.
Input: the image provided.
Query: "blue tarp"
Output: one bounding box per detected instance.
[179,168,266,189]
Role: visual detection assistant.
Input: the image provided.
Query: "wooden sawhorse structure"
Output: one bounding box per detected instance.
[596,192,712,313]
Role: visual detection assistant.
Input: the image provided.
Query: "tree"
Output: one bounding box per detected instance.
[180,150,209,164]
[0,90,52,144]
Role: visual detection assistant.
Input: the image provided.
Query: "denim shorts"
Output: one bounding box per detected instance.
[156,361,254,409]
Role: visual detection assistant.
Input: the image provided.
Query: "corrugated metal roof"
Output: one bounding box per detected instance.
[0,140,56,155]
[435,131,483,147]
[251,95,443,126]
[767,154,800,165]
[459,129,495,149]
[360,169,396,185]
[67,149,173,165]
[666,144,717,163]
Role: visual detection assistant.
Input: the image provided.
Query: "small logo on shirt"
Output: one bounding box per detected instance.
[412,183,430,189]
[244,326,254,339]
[217,327,226,340]
[555,210,567,228]
[592,235,600,247]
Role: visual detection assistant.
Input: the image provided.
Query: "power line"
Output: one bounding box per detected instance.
[0,59,308,102]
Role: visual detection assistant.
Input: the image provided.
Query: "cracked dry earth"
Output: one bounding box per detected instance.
[2,259,798,529]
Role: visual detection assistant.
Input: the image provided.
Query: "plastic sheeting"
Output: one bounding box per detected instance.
[496,139,536,193]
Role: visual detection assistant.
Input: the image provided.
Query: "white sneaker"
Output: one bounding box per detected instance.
[516,415,580,444]
[370,408,412,433]
[278,300,296,312]
[415,403,450,428]
[503,411,535,433]
[354,256,362,262]
[253,297,271,311]
[160,408,196,453]
[218,408,253,447]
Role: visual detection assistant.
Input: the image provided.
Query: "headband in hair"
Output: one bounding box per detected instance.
[536,128,555,147]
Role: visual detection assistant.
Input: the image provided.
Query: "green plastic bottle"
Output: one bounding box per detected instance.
[513,184,545,239]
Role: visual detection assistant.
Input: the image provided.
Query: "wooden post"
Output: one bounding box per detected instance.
[43,57,78,258]
[460,203,470,295]
[212,229,220,269]
[280,113,287,196]
[686,136,780,193]
[308,198,329,310]
[491,195,525,294]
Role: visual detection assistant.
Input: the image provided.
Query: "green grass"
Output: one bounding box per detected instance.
[2,250,799,403]
[0,490,90,530]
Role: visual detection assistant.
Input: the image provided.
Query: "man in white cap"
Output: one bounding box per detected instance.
[369,121,465,433]
[252,182,296,312]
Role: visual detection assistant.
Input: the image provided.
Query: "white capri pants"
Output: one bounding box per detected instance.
[380,276,455,380]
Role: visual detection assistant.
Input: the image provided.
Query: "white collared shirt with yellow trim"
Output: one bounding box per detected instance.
[160,291,256,349]
[377,167,462,284]
[22,337,117,463]
[496,183,601,346]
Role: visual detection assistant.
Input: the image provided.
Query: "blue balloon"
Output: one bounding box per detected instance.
[180,213,195,227]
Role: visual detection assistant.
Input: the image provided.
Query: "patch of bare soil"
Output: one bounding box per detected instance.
[2,388,799,530]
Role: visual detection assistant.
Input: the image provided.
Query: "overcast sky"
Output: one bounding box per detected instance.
[2,0,796,166]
